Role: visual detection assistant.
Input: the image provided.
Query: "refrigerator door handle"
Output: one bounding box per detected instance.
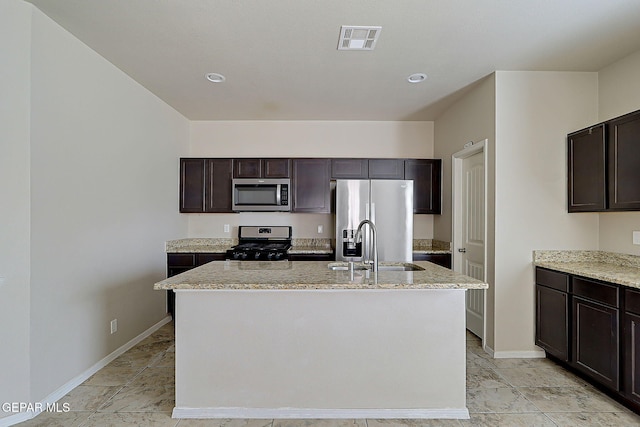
[369,202,376,263]
[363,203,370,261]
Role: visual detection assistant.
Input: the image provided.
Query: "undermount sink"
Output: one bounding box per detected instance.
[327,262,425,272]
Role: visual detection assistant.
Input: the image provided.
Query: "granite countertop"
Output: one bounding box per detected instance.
[413,239,452,254]
[154,260,487,291]
[288,238,333,255]
[166,238,235,253]
[534,250,640,289]
[165,238,451,255]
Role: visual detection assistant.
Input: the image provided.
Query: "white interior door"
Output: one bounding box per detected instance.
[453,141,487,340]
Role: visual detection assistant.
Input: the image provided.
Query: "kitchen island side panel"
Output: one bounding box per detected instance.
[174,289,466,415]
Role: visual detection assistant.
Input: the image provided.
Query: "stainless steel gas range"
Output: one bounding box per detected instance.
[225,226,292,261]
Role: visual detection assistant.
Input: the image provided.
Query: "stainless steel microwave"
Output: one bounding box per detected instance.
[232,178,290,212]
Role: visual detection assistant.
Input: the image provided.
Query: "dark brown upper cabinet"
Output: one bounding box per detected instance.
[292,159,331,213]
[405,159,442,214]
[568,125,606,212]
[180,158,206,213]
[181,157,443,215]
[331,159,369,179]
[568,109,640,212]
[608,111,640,210]
[368,159,405,179]
[233,158,290,178]
[180,158,233,213]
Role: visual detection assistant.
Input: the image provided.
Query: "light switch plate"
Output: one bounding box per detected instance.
[224,224,230,233]
[633,231,640,245]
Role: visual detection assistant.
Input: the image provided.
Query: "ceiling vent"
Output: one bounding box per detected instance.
[338,26,382,50]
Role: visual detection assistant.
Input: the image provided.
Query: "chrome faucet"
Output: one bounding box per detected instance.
[355,219,378,272]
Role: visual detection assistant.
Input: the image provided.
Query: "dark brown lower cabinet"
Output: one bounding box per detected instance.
[166,253,227,316]
[534,267,640,413]
[572,295,619,390]
[624,289,640,406]
[412,253,451,269]
[571,276,620,390]
[536,284,569,362]
[535,268,570,361]
[625,311,640,405]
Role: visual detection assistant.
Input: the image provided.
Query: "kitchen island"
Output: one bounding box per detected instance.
[154,260,487,420]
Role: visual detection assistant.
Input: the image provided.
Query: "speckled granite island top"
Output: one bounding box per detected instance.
[534,250,640,289]
[154,260,487,290]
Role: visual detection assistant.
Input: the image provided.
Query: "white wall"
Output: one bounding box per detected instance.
[4,2,190,405]
[0,0,32,417]
[434,71,600,354]
[434,75,497,348]
[599,49,640,122]
[189,121,435,239]
[597,49,640,255]
[493,71,599,354]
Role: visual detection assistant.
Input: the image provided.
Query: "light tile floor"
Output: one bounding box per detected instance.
[17,323,640,426]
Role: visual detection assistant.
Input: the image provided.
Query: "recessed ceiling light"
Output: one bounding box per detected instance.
[205,73,226,83]
[407,73,427,83]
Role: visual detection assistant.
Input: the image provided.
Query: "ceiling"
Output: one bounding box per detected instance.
[26,0,640,121]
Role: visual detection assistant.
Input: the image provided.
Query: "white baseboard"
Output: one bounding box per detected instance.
[172,407,470,420]
[481,344,546,359]
[0,315,172,427]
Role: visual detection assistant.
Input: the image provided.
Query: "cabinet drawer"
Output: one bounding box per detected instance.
[167,253,196,267]
[535,267,569,292]
[572,277,619,308]
[626,288,640,315]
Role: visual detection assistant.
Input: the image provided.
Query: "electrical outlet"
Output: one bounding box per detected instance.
[633,231,640,245]
[110,319,118,334]
[224,224,230,233]
[317,225,323,234]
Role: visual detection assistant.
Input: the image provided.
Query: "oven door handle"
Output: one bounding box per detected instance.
[276,184,282,205]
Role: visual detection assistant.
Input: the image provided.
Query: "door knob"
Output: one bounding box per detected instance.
[458,248,466,253]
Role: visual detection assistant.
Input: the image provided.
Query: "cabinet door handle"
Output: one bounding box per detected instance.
[458,248,466,253]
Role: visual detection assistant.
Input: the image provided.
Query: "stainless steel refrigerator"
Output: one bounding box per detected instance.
[335,179,413,263]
